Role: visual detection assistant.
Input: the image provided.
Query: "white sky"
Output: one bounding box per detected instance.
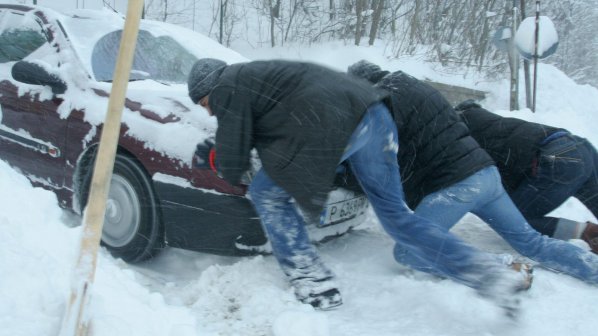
[2,2,598,336]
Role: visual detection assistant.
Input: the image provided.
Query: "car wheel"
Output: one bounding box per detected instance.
[79,152,165,263]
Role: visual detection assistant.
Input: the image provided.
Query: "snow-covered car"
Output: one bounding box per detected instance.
[0,4,369,262]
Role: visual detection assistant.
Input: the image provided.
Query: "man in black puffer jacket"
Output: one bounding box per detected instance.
[456,100,598,253]
[188,58,533,313]
[348,60,598,288]
[350,64,494,209]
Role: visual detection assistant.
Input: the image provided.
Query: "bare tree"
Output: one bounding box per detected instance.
[354,0,366,45]
[270,0,282,46]
[219,0,228,44]
[368,0,384,45]
[284,0,302,43]
[137,0,598,89]
[329,0,335,20]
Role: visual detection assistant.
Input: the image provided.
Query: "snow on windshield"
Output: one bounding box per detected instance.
[91,29,198,83]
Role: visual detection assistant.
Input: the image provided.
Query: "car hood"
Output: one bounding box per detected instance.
[85,80,217,165]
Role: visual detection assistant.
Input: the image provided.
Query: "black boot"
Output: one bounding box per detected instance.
[292,276,342,310]
[301,288,343,310]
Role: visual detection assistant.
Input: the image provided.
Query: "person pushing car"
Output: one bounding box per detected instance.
[187,58,530,312]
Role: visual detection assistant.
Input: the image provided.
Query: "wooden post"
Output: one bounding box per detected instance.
[58,1,144,335]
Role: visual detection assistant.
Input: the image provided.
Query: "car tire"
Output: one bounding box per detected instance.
[79,152,165,263]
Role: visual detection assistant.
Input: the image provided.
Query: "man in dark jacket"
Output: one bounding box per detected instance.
[456,100,598,253]
[348,60,598,288]
[188,58,531,312]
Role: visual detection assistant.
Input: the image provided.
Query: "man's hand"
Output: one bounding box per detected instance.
[195,139,217,172]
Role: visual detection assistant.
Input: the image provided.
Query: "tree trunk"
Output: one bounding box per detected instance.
[409,0,421,47]
[354,0,366,45]
[270,0,281,47]
[329,0,335,21]
[368,0,384,45]
[162,0,168,22]
[219,0,225,44]
[284,0,300,43]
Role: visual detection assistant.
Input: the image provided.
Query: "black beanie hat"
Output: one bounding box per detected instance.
[187,58,227,104]
[347,60,389,84]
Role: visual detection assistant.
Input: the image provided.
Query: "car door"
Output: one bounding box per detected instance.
[0,7,67,189]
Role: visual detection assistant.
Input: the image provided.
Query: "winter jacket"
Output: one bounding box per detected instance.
[458,103,564,192]
[376,71,494,208]
[209,60,386,219]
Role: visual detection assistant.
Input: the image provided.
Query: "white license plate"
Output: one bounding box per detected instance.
[320,195,368,227]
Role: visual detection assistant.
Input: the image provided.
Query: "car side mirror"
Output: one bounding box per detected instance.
[11,61,67,95]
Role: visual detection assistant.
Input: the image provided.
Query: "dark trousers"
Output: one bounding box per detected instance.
[510,135,598,236]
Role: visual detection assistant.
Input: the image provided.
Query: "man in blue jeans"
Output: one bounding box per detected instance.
[348,60,598,288]
[457,101,598,253]
[188,58,530,312]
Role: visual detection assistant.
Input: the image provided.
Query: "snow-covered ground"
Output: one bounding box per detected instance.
[2,3,598,336]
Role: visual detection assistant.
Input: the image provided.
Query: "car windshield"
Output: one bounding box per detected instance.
[61,14,198,83]
[91,29,198,83]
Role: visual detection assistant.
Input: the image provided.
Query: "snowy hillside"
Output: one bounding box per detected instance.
[2,39,598,335]
[2,2,598,336]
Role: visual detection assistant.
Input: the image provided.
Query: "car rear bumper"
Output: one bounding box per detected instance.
[154,181,267,256]
[153,179,369,256]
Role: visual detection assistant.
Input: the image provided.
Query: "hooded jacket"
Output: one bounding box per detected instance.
[208,60,386,219]
[458,104,564,192]
[376,71,494,208]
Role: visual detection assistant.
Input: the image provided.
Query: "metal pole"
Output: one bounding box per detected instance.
[532,0,540,112]
[509,0,520,111]
[520,0,532,109]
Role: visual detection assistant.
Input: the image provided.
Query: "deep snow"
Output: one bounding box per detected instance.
[2,2,598,336]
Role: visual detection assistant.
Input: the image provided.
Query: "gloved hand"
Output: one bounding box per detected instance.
[195,139,217,172]
[454,99,481,112]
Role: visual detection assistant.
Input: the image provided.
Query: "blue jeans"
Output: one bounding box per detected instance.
[340,103,506,289]
[250,103,502,291]
[510,135,598,237]
[249,169,334,285]
[396,165,598,284]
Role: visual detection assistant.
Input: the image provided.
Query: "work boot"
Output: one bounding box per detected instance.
[292,276,342,310]
[581,221,598,254]
[510,263,534,291]
[300,288,343,310]
[499,254,534,291]
[478,262,534,318]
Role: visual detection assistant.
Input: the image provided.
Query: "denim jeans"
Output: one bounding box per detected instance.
[250,103,504,291]
[340,103,507,289]
[249,169,335,286]
[396,165,598,284]
[509,135,598,237]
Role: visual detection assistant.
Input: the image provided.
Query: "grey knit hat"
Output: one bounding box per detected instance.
[347,60,389,84]
[187,58,227,103]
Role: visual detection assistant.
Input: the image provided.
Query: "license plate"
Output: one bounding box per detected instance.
[319,195,368,227]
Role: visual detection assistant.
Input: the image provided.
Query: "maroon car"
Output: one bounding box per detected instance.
[0,5,368,262]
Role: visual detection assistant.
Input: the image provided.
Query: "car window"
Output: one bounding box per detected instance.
[91,29,198,83]
[0,10,48,63]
